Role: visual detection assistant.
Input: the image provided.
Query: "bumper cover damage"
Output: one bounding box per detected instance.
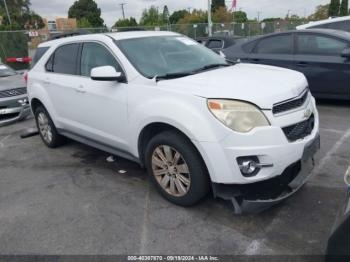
[213,134,320,214]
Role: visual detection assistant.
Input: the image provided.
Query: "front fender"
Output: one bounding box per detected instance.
[128,94,228,157]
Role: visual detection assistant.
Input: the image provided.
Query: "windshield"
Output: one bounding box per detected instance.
[116,36,227,79]
[0,64,16,77]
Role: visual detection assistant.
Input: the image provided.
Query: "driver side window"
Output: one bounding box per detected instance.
[80,42,122,77]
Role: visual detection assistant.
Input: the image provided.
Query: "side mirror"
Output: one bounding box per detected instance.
[341,48,350,59]
[90,66,125,82]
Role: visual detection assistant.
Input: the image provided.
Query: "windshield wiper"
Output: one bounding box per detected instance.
[155,72,194,81]
[192,63,230,73]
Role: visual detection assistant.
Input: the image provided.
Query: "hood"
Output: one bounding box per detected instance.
[0,74,26,92]
[158,63,308,109]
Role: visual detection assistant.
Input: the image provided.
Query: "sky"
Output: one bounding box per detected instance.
[30,0,330,27]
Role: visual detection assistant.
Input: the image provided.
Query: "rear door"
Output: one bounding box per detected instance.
[44,43,82,130]
[294,32,350,97]
[248,33,295,70]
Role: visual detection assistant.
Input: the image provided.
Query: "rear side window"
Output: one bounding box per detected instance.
[297,34,348,56]
[255,34,293,54]
[207,40,223,49]
[50,43,80,75]
[80,42,122,77]
[32,47,49,68]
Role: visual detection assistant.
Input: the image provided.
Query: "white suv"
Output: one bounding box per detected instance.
[28,31,320,213]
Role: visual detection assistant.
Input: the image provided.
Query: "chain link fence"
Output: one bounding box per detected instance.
[0,21,304,70]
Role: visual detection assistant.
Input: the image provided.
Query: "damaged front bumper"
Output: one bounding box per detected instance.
[213,133,320,214]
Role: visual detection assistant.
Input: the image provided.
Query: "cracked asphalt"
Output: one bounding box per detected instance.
[0,100,349,258]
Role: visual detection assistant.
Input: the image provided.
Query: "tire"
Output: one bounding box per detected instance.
[34,106,65,148]
[145,131,210,206]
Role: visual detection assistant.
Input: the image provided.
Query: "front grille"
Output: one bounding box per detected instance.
[0,88,27,98]
[283,114,315,142]
[273,90,309,115]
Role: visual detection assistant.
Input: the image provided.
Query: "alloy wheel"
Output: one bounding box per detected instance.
[151,145,191,197]
[37,112,53,144]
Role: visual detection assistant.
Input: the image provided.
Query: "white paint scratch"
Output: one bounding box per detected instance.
[244,239,264,255]
[139,185,150,254]
[311,128,350,178]
[0,135,11,148]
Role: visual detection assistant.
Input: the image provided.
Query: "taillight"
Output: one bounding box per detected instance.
[24,72,28,85]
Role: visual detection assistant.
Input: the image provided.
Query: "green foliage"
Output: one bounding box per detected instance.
[114,17,138,28]
[233,11,248,23]
[211,0,225,12]
[0,0,44,30]
[262,17,283,22]
[140,6,161,26]
[329,0,340,16]
[77,17,92,28]
[68,0,104,27]
[309,4,330,20]
[169,10,189,24]
[0,31,28,69]
[340,0,349,16]
[162,5,170,24]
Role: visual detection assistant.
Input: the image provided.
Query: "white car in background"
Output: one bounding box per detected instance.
[27,31,320,213]
[297,16,350,32]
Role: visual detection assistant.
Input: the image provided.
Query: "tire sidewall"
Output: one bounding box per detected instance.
[145,131,210,206]
[34,106,61,148]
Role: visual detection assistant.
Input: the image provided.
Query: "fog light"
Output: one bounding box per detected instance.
[237,156,273,177]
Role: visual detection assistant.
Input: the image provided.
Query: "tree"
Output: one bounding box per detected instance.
[68,0,104,28]
[140,6,160,26]
[169,10,189,24]
[77,17,92,28]
[309,4,330,20]
[329,0,340,17]
[340,0,349,16]
[162,5,170,24]
[211,0,225,12]
[114,17,138,28]
[0,0,44,29]
[233,11,248,23]
[212,6,232,23]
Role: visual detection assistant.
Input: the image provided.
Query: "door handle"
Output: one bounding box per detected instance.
[75,85,86,94]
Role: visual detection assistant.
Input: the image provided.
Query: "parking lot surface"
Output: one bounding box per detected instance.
[0,100,349,256]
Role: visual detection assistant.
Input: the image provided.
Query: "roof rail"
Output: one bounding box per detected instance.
[49,29,92,40]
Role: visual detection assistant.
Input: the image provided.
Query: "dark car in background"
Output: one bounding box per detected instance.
[0,64,30,126]
[223,29,350,100]
[197,36,243,54]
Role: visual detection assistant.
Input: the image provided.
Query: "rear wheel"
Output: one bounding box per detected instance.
[145,131,210,206]
[34,106,65,148]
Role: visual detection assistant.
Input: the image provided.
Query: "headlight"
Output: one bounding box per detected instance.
[207,99,270,133]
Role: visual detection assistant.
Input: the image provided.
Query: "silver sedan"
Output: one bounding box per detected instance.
[0,64,30,127]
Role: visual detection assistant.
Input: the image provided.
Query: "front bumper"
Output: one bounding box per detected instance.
[0,96,31,127]
[212,133,320,214]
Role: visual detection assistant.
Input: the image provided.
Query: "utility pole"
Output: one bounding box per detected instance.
[187,7,192,13]
[3,0,12,25]
[119,3,126,19]
[257,11,262,22]
[208,0,212,36]
[287,9,291,18]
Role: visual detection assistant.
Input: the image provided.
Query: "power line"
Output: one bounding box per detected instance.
[119,3,127,19]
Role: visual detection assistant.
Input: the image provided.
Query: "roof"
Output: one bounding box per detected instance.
[296,16,350,30]
[38,31,181,48]
[248,29,350,41]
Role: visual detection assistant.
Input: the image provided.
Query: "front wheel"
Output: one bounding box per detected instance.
[145,131,210,206]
